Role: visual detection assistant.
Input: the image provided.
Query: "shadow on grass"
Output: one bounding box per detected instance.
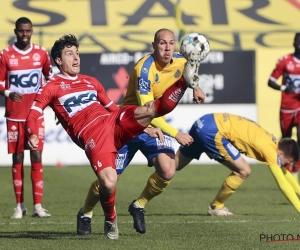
[0,231,100,240]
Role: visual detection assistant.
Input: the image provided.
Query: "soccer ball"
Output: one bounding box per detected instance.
[180,33,210,61]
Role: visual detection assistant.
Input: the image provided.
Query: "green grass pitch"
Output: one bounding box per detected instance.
[1,163,300,250]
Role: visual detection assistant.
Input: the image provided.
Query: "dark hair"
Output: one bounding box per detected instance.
[278,138,300,162]
[294,32,300,42]
[51,34,79,67]
[153,28,174,42]
[15,17,32,29]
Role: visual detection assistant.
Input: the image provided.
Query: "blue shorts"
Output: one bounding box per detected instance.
[179,114,241,163]
[116,132,175,174]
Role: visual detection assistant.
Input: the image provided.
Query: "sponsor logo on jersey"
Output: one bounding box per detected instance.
[8,131,18,142]
[21,56,30,60]
[168,87,184,103]
[11,125,17,130]
[33,62,41,66]
[72,80,81,84]
[8,68,42,93]
[162,70,171,74]
[9,58,18,66]
[59,90,98,117]
[226,143,239,157]
[142,67,148,73]
[138,77,150,94]
[174,69,181,78]
[83,79,92,85]
[60,82,71,91]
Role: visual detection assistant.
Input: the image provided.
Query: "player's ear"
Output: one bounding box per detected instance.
[55,57,62,66]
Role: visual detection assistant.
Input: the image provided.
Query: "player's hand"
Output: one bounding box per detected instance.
[28,134,39,150]
[175,131,193,146]
[193,86,205,104]
[285,86,296,94]
[144,127,164,143]
[9,92,24,102]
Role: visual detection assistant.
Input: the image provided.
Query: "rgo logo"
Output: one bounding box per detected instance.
[62,91,98,115]
[9,69,41,93]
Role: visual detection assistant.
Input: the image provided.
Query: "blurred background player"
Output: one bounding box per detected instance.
[26,34,201,239]
[176,113,300,215]
[268,32,300,183]
[77,28,206,235]
[0,17,53,219]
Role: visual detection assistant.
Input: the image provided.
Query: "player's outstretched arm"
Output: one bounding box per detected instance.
[268,165,300,213]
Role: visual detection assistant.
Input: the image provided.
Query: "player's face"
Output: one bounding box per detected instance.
[278,153,294,167]
[152,30,176,67]
[56,46,80,77]
[14,23,32,50]
[294,35,300,53]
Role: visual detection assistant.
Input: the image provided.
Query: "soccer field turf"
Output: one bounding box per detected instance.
[1,163,300,250]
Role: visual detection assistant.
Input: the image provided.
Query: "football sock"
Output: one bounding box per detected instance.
[211,174,244,209]
[99,188,117,222]
[153,77,186,117]
[31,162,43,205]
[282,168,300,195]
[135,172,171,208]
[82,179,100,216]
[12,163,24,203]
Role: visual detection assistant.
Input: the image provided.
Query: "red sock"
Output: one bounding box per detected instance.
[12,163,24,203]
[154,77,186,116]
[99,188,117,222]
[31,162,43,205]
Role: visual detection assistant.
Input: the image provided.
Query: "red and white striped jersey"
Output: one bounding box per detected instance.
[270,54,300,110]
[29,74,118,144]
[0,43,53,121]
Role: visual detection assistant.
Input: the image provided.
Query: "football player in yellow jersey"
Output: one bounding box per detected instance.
[176,113,300,215]
[76,28,206,235]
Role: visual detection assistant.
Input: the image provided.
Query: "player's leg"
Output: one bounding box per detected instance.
[30,149,51,218]
[27,117,50,218]
[128,134,175,234]
[208,156,250,216]
[7,120,27,219]
[77,140,139,235]
[11,152,26,219]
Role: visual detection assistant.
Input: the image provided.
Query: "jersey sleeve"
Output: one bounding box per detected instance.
[268,164,300,213]
[41,49,53,79]
[270,57,285,81]
[0,51,7,91]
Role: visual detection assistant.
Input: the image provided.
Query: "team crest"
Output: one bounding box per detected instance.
[60,82,70,90]
[174,69,181,78]
[9,55,18,66]
[32,53,41,61]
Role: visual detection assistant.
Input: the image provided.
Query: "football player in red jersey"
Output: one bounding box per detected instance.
[0,17,53,219]
[25,34,204,239]
[268,32,300,183]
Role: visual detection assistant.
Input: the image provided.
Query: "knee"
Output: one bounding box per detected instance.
[97,168,117,195]
[239,167,251,179]
[155,161,176,180]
